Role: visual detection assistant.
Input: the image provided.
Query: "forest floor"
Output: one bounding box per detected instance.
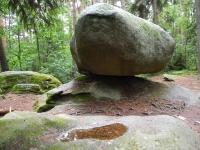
[0,74,200,136]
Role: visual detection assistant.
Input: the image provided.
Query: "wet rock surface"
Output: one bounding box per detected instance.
[59,123,127,142]
[0,112,200,150]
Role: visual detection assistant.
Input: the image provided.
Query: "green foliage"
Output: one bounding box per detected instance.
[159,0,197,72]
[2,0,74,83]
[128,0,197,73]
[166,53,186,71]
[165,70,197,75]
[6,30,73,83]
[1,0,199,82]
[1,0,65,29]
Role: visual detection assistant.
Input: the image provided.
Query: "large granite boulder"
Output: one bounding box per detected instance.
[70,3,175,76]
[0,71,62,94]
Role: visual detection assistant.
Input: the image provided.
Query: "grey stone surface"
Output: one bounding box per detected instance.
[70,3,175,76]
[0,112,200,150]
[35,76,200,112]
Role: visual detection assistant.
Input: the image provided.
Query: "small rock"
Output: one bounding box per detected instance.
[163,74,177,81]
[0,95,5,100]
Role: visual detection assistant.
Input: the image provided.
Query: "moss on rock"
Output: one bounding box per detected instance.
[0,112,69,150]
[141,23,159,37]
[1,112,199,150]
[0,71,61,94]
[12,84,44,94]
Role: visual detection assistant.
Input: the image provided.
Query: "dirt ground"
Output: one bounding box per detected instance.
[0,74,200,135]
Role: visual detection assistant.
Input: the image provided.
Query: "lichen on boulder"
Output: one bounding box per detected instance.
[12,84,44,94]
[70,3,175,76]
[0,71,62,94]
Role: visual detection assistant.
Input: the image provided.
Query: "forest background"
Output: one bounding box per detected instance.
[0,0,199,83]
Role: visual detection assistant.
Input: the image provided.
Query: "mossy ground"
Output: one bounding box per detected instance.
[0,114,68,150]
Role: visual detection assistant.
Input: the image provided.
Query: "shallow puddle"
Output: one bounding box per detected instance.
[59,123,127,142]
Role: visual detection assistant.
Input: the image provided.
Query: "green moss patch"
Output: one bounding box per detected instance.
[0,71,61,94]
[12,84,44,94]
[141,23,159,37]
[0,112,68,150]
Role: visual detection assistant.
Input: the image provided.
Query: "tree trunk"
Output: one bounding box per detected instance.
[0,38,9,71]
[0,16,9,71]
[153,0,158,24]
[72,0,77,77]
[36,34,41,71]
[80,0,85,12]
[91,0,95,5]
[72,0,76,29]
[195,0,200,73]
[66,0,73,37]
[120,0,125,10]
[17,28,22,70]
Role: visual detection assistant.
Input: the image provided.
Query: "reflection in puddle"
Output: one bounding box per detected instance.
[59,123,127,142]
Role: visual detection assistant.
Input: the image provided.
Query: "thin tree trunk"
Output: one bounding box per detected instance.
[80,0,85,12]
[121,0,125,10]
[0,16,9,71]
[153,0,158,24]
[66,0,73,37]
[36,34,41,71]
[72,0,77,77]
[92,0,95,5]
[72,0,76,29]
[17,28,22,70]
[195,0,200,73]
[8,14,11,40]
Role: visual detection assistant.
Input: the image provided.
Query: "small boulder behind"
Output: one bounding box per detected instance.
[163,74,177,81]
[0,71,62,94]
[12,84,43,94]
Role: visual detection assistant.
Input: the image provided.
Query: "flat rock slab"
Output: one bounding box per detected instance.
[35,76,200,112]
[0,111,200,150]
